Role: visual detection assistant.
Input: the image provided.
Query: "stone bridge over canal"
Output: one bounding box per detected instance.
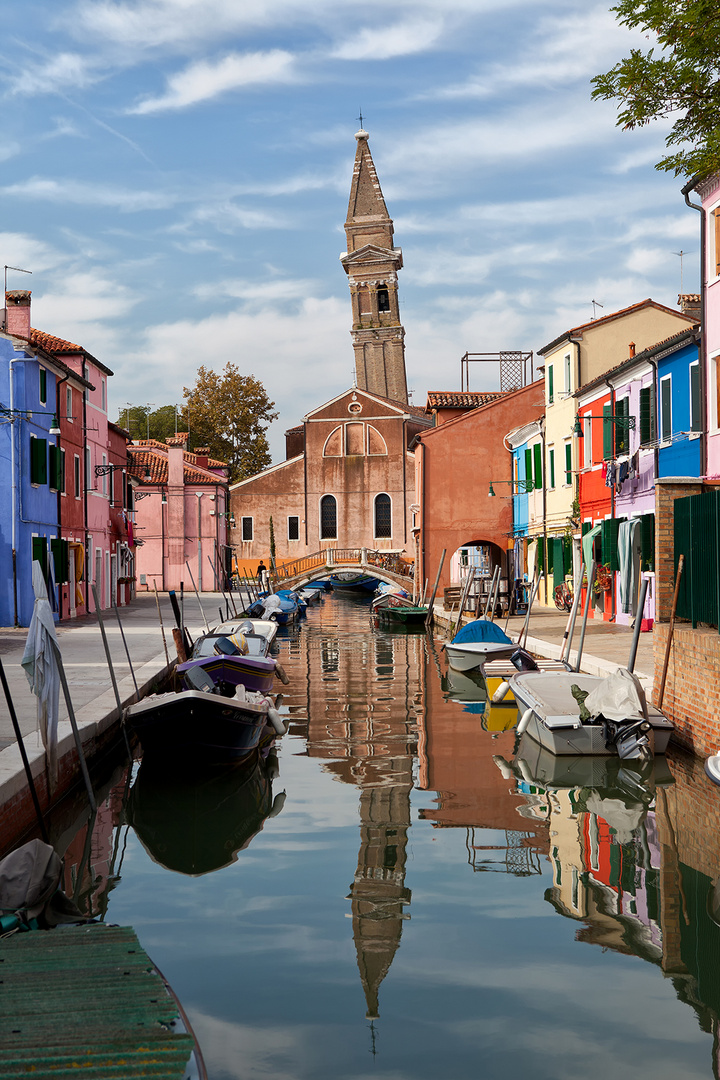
[272,549,414,591]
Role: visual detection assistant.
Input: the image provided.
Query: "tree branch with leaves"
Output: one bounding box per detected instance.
[592,1,720,178]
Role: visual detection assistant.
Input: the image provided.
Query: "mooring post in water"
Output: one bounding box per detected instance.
[657,554,685,709]
[455,566,476,635]
[112,597,139,696]
[153,582,171,668]
[560,578,583,665]
[91,585,133,759]
[574,560,596,674]
[186,560,210,631]
[49,638,97,812]
[0,657,49,842]
[627,577,649,675]
[425,549,446,628]
[519,575,541,649]
[169,589,192,658]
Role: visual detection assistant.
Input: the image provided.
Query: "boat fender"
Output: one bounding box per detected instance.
[268,791,287,818]
[517,707,533,736]
[491,680,511,704]
[274,661,290,685]
[492,755,514,780]
[267,707,287,736]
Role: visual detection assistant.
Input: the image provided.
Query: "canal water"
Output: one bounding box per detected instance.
[59,592,720,1079]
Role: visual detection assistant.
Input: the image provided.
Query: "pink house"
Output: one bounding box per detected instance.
[128,436,230,593]
[685,172,720,476]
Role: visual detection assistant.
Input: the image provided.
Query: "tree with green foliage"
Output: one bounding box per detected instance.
[116,403,188,442]
[183,363,277,483]
[592,1,720,178]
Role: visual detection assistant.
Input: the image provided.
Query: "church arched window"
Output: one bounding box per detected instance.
[377,286,390,312]
[374,493,392,538]
[320,495,337,540]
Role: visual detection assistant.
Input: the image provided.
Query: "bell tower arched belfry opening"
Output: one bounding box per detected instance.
[340,129,408,405]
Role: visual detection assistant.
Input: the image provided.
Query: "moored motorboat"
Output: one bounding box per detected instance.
[510,668,673,759]
[444,618,518,671]
[177,630,286,695]
[124,675,286,760]
[329,571,379,592]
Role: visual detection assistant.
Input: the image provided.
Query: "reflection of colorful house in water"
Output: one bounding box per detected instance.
[299,619,422,1018]
[507,748,720,1077]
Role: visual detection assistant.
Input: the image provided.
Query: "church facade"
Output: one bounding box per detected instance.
[229,130,431,566]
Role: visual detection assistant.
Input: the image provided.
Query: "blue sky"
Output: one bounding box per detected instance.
[0,0,700,460]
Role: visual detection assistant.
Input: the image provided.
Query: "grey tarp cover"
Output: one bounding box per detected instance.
[582,668,648,723]
[0,838,83,927]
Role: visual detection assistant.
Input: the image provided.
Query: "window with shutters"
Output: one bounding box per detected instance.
[614,397,630,456]
[30,436,47,485]
[39,367,47,405]
[49,444,60,491]
[690,361,701,432]
[288,516,299,541]
[32,536,48,579]
[548,447,555,489]
[714,206,720,278]
[583,412,592,468]
[525,446,533,487]
[602,403,613,460]
[564,353,572,393]
[640,513,655,571]
[241,517,253,541]
[51,538,69,584]
[547,364,554,404]
[74,455,81,499]
[66,386,73,423]
[660,375,672,442]
[533,442,542,489]
[374,493,392,538]
[639,385,656,445]
[320,495,337,540]
[601,517,622,572]
[564,441,572,485]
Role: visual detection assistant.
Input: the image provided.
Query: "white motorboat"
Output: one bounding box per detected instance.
[443,618,518,671]
[510,668,673,759]
[212,617,279,655]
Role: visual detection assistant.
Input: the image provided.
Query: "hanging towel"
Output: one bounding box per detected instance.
[605,461,616,487]
[582,524,602,570]
[618,519,639,614]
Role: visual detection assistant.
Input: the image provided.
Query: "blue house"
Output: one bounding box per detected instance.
[655,327,702,479]
[0,330,77,625]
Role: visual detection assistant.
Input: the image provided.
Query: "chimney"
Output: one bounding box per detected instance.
[194,446,210,470]
[5,291,31,338]
[678,293,701,323]
[628,342,636,358]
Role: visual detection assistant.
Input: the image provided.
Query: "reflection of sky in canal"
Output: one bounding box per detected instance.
[69,595,720,1079]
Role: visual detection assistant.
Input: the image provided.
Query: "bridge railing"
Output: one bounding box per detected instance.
[274,547,413,585]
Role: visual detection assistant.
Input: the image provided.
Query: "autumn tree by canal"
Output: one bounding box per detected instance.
[183,363,277,483]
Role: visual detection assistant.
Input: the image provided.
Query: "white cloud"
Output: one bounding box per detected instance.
[0,177,175,212]
[7,53,98,96]
[128,50,296,114]
[0,232,67,275]
[332,19,444,61]
[33,271,139,336]
[194,277,318,302]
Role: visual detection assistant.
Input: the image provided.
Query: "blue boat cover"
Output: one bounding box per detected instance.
[451,618,513,646]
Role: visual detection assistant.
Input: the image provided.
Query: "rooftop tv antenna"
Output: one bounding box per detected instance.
[591,299,604,319]
[672,250,693,294]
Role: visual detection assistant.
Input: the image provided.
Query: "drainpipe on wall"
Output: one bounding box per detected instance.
[196,491,203,592]
[541,418,548,606]
[605,376,616,621]
[55,373,70,619]
[681,177,705,477]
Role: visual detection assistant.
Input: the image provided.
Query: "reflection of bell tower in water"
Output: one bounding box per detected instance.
[302,621,421,1019]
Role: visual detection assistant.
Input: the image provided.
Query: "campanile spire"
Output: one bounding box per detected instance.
[340,130,408,404]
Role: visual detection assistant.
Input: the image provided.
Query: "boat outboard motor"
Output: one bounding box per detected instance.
[602,717,652,760]
[510,648,539,673]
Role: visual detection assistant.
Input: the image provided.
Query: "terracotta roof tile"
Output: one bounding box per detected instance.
[127,444,228,486]
[22,327,114,375]
[426,390,505,409]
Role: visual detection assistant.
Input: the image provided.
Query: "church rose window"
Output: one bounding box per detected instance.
[320,495,337,540]
[374,493,391,538]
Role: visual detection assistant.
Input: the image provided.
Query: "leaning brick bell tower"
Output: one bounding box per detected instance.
[340,128,408,404]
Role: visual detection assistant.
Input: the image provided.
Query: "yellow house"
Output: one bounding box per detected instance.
[534,299,696,604]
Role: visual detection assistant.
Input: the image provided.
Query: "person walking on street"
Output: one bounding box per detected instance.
[257,560,268,591]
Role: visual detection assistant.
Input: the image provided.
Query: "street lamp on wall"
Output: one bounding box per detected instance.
[488,478,535,497]
[573,413,635,437]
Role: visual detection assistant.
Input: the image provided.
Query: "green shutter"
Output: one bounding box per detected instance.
[547,537,554,573]
[39,367,47,404]
[32,537,48,578]
[563,535,573,573]
[525,447,532,486]
[601,517,622,572]
[582,521,592,536]
[602,403,612,460]
[533,442,542,489]
[537,537,544,572]
[548,365,554,404]
[661,377,672,441]
[553,537,564,587]
[30,437,48,485]
[49,445,62,491]
[549,448,555,488]
[639,386,655,445]
[50,538,69,584]
[615,397,629,456]
[640,513,655,571]
[565,442,572,485]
